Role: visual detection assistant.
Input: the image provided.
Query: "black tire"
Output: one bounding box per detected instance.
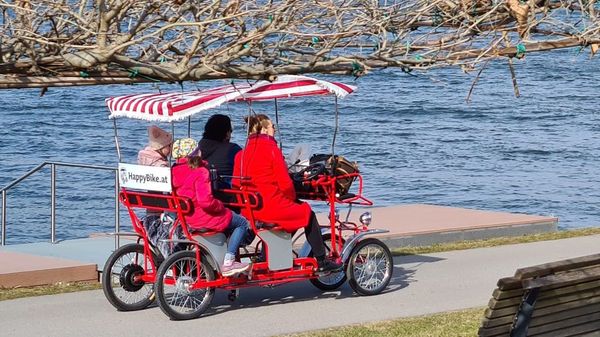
[347,238,393,296]
[102,243,157,311]
[309,234,347,291]
[155,250,215,320]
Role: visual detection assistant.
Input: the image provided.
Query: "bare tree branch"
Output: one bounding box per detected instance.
[0,0,597,88]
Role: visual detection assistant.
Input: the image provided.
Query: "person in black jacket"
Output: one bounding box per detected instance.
[199,114,242,189]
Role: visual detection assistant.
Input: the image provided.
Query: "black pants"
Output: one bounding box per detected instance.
[305,211,326,259]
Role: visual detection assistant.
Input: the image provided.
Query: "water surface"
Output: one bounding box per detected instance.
[1,49,599,243]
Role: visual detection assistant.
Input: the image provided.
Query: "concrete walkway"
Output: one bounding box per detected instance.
[2,235,598,337]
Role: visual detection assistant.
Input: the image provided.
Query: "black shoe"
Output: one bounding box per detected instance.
[317,258,343,273]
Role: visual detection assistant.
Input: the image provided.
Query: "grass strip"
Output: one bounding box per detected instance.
[280,307,484,337]
[0,281,101,301]
[392,228,600,256]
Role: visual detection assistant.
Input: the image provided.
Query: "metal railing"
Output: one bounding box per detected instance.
[1,161,120,247]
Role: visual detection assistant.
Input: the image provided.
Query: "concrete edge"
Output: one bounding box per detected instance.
[376,221,558,248]
[0,264,98,288]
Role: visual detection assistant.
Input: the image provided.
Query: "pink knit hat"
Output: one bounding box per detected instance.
[148,125,173,150]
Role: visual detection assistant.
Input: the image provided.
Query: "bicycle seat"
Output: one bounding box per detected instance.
[255,221,281,230]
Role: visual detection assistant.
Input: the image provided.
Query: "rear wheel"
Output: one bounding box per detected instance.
[310,234,347,291]
[102,243,157,311]
[155,250,215,320]
[347,238,393,296]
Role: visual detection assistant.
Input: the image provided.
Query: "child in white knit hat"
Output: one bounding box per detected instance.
[137,125,173,167]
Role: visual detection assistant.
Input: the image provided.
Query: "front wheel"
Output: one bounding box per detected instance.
[102,243,157,311]
[155,250,215,320]
[347,238,393,296]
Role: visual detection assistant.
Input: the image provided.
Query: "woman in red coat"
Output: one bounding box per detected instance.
[233,114,342,273]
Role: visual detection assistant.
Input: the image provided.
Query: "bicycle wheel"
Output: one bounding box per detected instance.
[102,243,157,311]
[310,234,347,291]
[155,250,215,320]
[347,238,393,296]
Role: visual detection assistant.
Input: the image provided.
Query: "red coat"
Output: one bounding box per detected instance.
[233,134,311,232]
[172,158,232,232]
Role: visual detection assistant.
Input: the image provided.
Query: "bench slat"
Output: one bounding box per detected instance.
[478,326,509,337]
[498,276,522,291]
[530,319,600,337]
[481,288,600,328]
[480,308,600,337]
[523,265,600,290]
[529,303,600,332]
[480,303,600,335]
[492,287,525,301]
[484,286,600,319]
[489,279,600,310]
[515,254,600,279]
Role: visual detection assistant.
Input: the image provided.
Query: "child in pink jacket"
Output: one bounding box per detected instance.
[171,138,250,277]
[138,125,172,167]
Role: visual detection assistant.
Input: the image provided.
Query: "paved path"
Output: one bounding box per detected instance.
[2,235,599,337]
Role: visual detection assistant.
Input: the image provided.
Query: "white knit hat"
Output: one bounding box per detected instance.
[148,125,173,150]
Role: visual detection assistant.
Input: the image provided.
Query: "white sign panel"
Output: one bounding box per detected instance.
[118,163,172,192]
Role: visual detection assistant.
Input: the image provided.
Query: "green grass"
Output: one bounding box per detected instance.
[0,281,101,301]
[280,307,484,337]
[392,228,600,256]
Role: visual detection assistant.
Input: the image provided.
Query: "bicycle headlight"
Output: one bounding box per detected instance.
[359,212,372,227]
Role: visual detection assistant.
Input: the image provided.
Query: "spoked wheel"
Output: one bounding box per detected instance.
[310,234,347,291]
[347,238,393,296]
[155,250,215,320]
[102,243,158,311]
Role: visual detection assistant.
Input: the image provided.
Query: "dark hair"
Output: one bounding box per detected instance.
[203,114,232,141]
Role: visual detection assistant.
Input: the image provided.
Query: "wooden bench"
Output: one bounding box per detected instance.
[478,253,600,337]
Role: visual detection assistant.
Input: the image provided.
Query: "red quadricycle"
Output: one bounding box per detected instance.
[102,75,394,320]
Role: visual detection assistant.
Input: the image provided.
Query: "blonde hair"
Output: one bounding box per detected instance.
[187,156,203,169]
[243,114,271,135]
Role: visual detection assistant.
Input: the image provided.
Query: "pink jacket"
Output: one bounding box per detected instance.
[138,146,168,167]
[172,158,231,232]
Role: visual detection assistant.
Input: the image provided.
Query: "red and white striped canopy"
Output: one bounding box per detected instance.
[106,75,356,122]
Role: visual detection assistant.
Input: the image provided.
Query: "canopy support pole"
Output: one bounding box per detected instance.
[274,98,282,149]
[332,96,339,157]
[331,96,339,175]
[187,116,191,137]
[170,122,175,166]
[113,118,122,162]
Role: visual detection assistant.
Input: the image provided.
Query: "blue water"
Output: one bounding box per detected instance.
[1,49,599,244]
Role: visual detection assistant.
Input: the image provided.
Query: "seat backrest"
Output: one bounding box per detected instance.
[120,189,192,214]
[192,233,227,272]
[258,230,293,271]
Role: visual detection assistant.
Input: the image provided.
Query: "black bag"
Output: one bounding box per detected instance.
[309,154,359,196]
